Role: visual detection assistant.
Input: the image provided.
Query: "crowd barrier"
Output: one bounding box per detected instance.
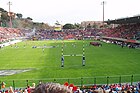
[0,74,140,89]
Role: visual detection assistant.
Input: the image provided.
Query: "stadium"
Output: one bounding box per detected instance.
[0,1,140,93]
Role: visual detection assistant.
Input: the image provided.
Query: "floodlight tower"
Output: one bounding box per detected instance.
[101,1,106,28]
[8,1,12,28]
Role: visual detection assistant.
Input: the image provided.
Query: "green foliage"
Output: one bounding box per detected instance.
[33,22,50,29]
[0,7,51,28]
[26,17,33,21]
[0,8,7,12]
[74,23,81,29]
[63,23,75,29]
[16,13,23,19]
[1,11,9,21]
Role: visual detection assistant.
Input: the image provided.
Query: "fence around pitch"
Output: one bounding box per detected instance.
[0,74,140,89]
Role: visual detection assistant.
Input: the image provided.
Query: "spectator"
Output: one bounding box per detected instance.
[32,82,72,93]
[1,81,6,92]
[9,86,14,93]
[1,82,6,88]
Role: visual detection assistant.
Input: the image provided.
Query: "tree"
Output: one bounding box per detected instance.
[16,13,23,19]
[26,17,33,21]
[1,11,9,27]
[63,23,75,29]
[0,8,7,12]
[74,23,80,29]
[1,12,8,21]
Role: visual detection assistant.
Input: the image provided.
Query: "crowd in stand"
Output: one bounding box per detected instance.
[0,23,140,44]
[25,24,140,41]
[0,27,24,43]
[100,23,140,40]
[25,28,100,40]
[81,83,140,93]
[1,81,140,93]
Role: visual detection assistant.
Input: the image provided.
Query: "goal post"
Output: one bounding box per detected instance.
[61,41,85,67]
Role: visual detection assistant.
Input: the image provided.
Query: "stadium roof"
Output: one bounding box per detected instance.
[106,15,140,24]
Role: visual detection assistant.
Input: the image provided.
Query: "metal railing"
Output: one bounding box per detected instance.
[0,74,140,89]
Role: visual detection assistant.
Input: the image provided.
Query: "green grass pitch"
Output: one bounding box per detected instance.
[0,40,140,87]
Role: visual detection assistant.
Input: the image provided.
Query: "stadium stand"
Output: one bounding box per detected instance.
[0,24,139,48]
[0,27,24,43]
[100,23,140,40]
[105,15,140,40]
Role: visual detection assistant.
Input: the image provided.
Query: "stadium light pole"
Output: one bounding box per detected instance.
[8,1,12,28]
[101,1,106,28]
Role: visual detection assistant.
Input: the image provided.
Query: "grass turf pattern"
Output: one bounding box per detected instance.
[0,40,140,87]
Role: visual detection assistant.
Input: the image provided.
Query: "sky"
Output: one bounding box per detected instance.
[0,0,140,26]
